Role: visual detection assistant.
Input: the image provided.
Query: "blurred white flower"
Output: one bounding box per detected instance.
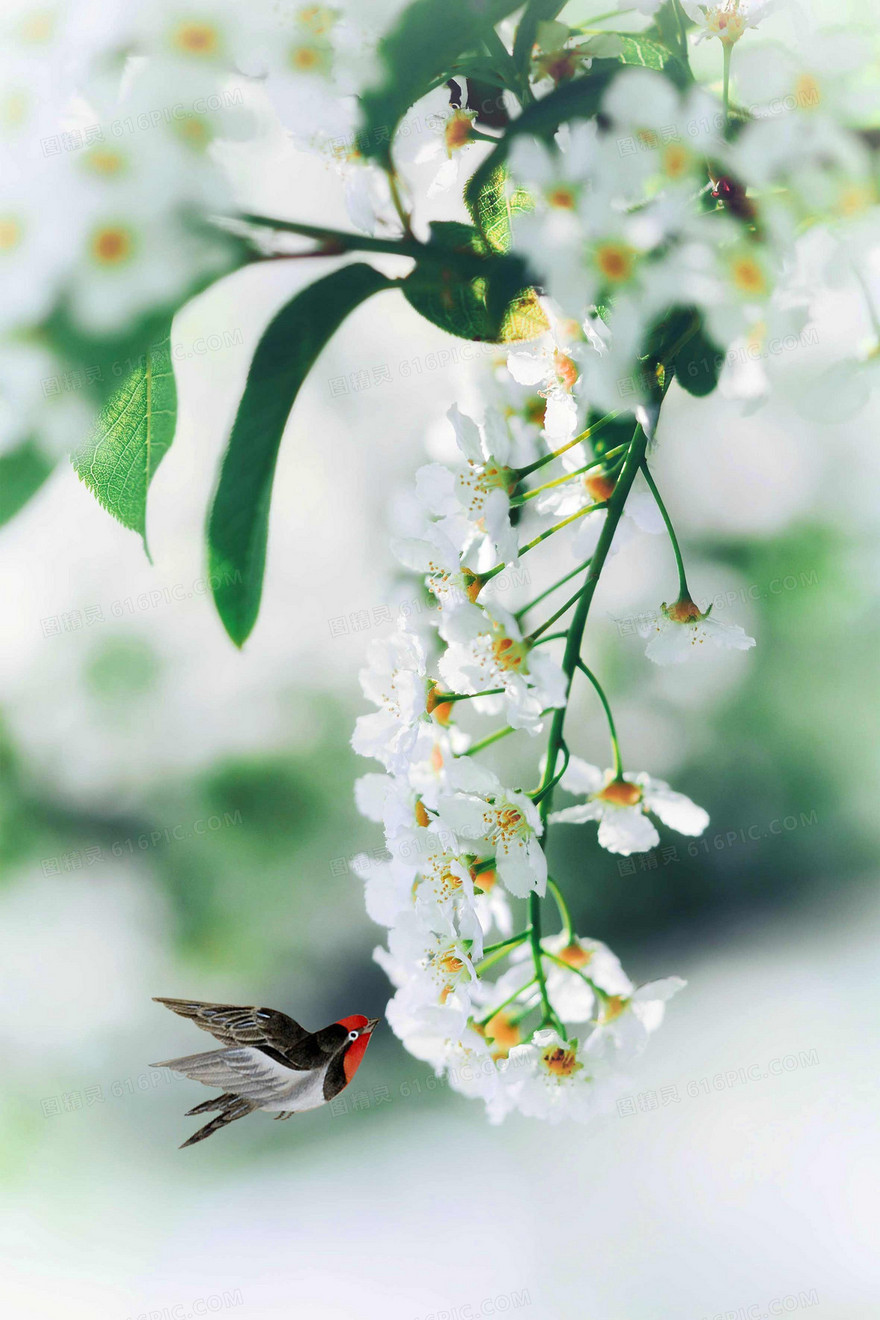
[680,0,782,46]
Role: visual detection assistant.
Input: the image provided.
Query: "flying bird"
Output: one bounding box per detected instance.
[152,998,379,1147]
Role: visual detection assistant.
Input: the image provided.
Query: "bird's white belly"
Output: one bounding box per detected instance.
[259,1066,328,1112]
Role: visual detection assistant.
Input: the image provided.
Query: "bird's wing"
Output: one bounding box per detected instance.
[153,998,325,1070]
[154,1046,305,1104]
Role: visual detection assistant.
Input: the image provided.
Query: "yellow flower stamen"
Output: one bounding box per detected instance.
[90,225,135,266]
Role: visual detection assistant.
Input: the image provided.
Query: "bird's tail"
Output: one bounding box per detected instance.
[180,1095,255,1148]
[185,1092,236,1117]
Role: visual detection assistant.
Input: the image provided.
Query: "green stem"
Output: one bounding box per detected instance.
[582,6,633,22]
[385,168,414,239]
[515,558,593,620]
[576,659,623,778]
[466,724,519,755]
[466,708,555,755]
[640,459,690,600]
[475,932,528,975]
[547,877,574,943]
[542,948,609,1003]
[510,443,629,507]
[535,421,648,824]
[531,742,569,804]
[475,976,537,1028]
[239,212,516,284]
[528,572,600,644]
[528,892,560,1032]
[528,631,569,647]
[482,503,605,585]
[430,687,505,704]
[722,42,732,127]
[515,411,620,480]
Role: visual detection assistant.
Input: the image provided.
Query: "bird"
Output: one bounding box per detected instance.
[151,998,380,1148]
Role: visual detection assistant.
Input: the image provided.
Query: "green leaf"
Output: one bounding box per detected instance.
[0,439,54,528]
[513,1,567,76]
[612,32,690,82]
[208,263,394,647]
[71,327,177,554]
[466,164,533,254]
[673,322,724,397]
[649,0,693,59]
[403,221,546,343]
[358,0,525,161]
[645,306,723,398]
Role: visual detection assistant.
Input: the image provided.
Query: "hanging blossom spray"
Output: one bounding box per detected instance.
[350,336,755,1123]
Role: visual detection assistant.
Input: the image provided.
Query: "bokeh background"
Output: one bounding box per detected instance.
[2,1,879,1316]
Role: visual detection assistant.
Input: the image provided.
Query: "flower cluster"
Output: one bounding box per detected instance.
[351,329,746,1119]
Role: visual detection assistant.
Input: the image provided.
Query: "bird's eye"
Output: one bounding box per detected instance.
[348,1029,359,1041]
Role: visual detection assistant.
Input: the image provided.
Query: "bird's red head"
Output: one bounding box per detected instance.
[336,1014,380,1084]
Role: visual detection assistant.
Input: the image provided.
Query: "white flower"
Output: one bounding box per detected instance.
[680,0,782,45]
[401,88,479,198]
[438,604,566,735]
[638,597,756,664]
[0,338,92,459]
[511,129,651,322]
[549,755,709,856]
[352,850,416,929]
[351,626,428,773]
[416,405,519,566]
[502,1028,621,1124]
[444,1027,513,1123]
[733,31,877,129]
[0,171,68,335]
[506,319,583,444]
[381,976,471,1065]
[385,910,479,1006]
[493,931,633,1024]
[578,295,658,413]
[391,519,484,636]
[473,875,514,941]
[590,977,687,1062]
[435,759,547,897]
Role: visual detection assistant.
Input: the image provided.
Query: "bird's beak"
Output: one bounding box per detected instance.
[364,1017,380,1034]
